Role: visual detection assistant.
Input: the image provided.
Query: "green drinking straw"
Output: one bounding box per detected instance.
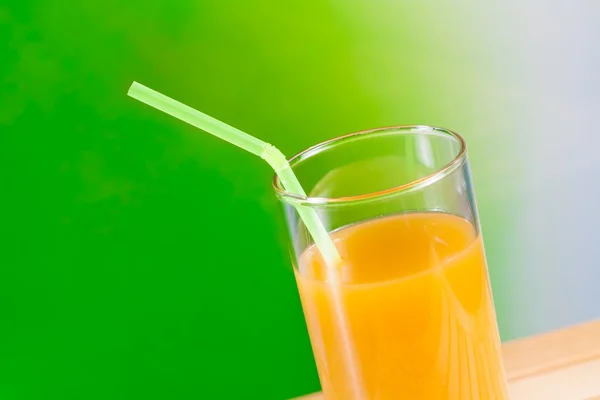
[127,82,342,268]
[128,82,366,398]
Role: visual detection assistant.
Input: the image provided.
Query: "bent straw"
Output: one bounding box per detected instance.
[127,82,366,397]
[127,82,341,267]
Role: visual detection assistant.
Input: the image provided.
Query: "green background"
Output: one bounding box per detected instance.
[1,1,526,399]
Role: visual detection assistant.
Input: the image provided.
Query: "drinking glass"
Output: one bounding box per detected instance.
[273,126,509,399]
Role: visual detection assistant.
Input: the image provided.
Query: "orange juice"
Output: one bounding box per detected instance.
[295,212,508,399]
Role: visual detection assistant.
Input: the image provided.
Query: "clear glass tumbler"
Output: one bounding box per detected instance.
[273,126,508,399]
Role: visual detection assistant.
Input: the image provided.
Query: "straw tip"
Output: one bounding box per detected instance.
[127,81,143,97]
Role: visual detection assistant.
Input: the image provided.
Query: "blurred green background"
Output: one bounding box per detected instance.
[7,0,599,399]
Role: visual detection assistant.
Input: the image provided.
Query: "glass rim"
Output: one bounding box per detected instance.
[272,125,467,206]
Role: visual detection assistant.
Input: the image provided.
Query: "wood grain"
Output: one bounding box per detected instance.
[294,318,600,400]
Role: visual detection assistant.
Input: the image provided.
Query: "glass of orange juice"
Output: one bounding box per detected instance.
[273,126,509,399]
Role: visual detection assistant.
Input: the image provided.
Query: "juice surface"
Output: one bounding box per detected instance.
[295,213,508,399]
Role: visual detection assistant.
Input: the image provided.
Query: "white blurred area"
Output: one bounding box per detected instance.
[516,2,600,336]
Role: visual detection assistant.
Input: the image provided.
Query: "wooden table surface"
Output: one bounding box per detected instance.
[295,318,600,400]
